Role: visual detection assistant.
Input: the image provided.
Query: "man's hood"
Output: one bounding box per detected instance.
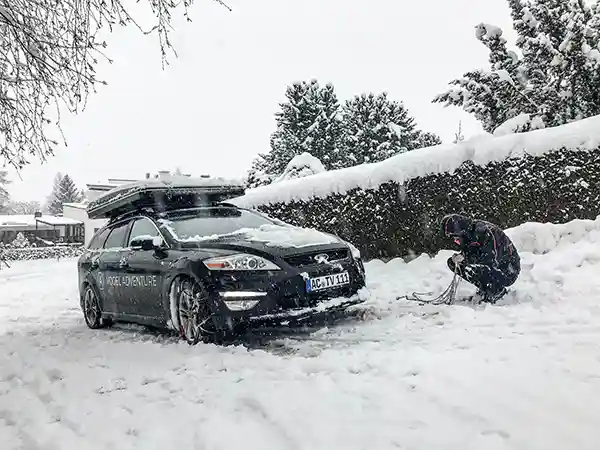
[441,214,473,237]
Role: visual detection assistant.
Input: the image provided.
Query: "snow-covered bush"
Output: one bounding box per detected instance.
[1,245,85,261]
[273,153,326,183]
[9,232,30,248]
[247,147,600,260]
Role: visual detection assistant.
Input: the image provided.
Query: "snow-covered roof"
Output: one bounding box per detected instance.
[0,214,83,228]
[232,114,600,208]
[62,202,88,210]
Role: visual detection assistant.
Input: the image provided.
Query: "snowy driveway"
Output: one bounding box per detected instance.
[2,221,600,450]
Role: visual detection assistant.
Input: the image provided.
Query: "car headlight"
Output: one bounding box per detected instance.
[203,253,280,271]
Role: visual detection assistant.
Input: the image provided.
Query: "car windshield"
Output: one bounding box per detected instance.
[161,208,275,241]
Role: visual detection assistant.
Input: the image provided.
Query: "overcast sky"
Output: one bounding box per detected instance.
[6,0,514,202]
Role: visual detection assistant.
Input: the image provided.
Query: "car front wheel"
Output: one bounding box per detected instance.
[175,278,218,345]
[81,285,111,329]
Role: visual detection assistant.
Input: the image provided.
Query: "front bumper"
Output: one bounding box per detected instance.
[209,257,367,329]
[242,288,369,329]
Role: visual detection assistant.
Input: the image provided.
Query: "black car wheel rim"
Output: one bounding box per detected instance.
[84,288,100,324]
[178,280,214,341]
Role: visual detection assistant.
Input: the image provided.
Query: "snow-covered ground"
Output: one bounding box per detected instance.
[2,217,600,450]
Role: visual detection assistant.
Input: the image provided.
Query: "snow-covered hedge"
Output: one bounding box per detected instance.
[233,116,600,260]
[1,245,85,261]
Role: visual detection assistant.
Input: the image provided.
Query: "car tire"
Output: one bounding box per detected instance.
[81,284,111,329]
[175,277,219,345]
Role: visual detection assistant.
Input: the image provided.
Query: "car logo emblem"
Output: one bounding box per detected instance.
[314,253,330,264]
[97,273,104,290]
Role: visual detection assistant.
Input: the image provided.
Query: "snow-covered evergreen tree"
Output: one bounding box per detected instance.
[0,171,10,214]
[415,131,443,148]
[434,0,600,133]
[47,173,82,215]
[273,153,326,183]
[247,80,344,187]
[340,92,440,164]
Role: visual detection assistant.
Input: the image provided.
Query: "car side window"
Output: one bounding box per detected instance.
[128,218,160,246]
[88,228,110,250]
[103,222,130,250]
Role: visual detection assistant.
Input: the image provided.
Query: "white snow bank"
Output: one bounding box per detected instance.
[177,224,341,248]
[4,214,600,449]
[506,215,600,255]
[273,152,326,183]
[233,114,600,208]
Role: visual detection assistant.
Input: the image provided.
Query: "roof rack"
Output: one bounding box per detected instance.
[87,178,245,220]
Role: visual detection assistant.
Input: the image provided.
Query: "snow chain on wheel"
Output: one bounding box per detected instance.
[176,278,219,345]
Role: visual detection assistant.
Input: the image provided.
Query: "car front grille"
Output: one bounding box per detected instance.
[284,248,350,267]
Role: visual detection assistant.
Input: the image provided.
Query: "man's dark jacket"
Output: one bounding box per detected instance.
[441,214,520,279]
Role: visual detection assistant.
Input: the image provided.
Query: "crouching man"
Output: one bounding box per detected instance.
[441,214,521,303]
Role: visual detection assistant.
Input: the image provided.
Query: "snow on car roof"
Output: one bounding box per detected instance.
[232,114,600,208]
[87,176,246,220]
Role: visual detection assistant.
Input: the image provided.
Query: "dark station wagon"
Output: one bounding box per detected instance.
[78,178,367,344]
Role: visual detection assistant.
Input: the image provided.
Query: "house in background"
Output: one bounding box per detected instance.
[0,212,84,245]
[63,177,138,247]
[63,171,196,246]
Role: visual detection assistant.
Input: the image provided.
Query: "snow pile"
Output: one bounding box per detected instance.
[475,23,504,40]
[233,114,600,208]
[273,152,326,183]
[493,113,545,136]
[177,223,341,248]
[506,215,600,255]
[2,215,600,449]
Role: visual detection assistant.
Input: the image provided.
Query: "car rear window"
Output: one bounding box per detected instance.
[103,222,130,249]
[88,228,110,250]
[163,208,274,241]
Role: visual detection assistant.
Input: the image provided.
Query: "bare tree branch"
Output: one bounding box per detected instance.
[0,0,229,170]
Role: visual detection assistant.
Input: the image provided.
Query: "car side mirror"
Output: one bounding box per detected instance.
[131,236,164,251]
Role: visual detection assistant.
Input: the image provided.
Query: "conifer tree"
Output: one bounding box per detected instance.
[247,80,344,187]
[340,92,440,165]
[434,0,600,133]
[47,173,82,215]
[0,171,10,214]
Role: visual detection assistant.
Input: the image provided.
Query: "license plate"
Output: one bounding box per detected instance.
[306,271,350,292]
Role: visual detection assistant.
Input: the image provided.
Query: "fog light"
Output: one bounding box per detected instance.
[219,291,266,311]
[223,300,260,311]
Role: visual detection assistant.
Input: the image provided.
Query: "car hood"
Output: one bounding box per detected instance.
[176,224,347,257]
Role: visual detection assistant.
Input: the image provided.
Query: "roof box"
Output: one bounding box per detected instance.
[86,177,246,220]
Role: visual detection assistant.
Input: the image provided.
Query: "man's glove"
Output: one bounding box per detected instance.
[451,253,465,264]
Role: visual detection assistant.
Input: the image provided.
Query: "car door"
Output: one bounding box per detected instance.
[119,217,168,319]
[97,220,132,316]
[82,227,111,309]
